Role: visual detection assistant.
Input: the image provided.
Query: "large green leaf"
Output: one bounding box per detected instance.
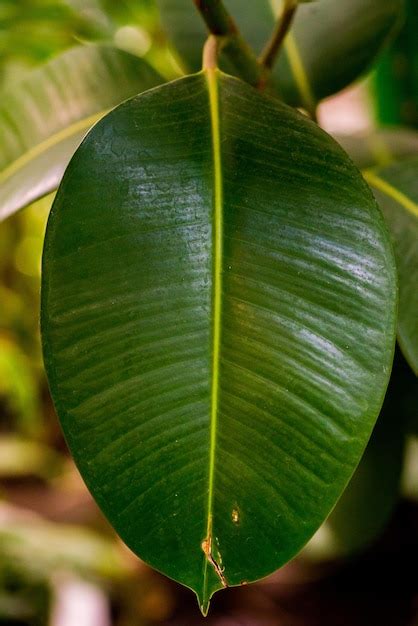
[157,0,403,108]
[41,71,397,612]
[365,158,418,374]
[0,44,163,222]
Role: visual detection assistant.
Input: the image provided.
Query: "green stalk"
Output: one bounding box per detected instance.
[193,0,267,87]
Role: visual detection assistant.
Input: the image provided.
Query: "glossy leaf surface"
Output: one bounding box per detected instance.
[0,44,163,221]
[157,0,403,108]
[42,72,397,612]
[365,158,418,374]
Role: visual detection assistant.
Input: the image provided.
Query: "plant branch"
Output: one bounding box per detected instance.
[203,35,221,71]
[193,0,237,36]
[193,0,267,88]
[259,0,298,70]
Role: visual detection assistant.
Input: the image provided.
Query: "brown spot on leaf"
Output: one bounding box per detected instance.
[202,522,228,588]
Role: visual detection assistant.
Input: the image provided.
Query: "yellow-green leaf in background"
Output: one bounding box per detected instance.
[0,44,164,221]
[365,157,418,374]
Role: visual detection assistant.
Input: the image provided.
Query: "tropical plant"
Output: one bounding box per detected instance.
[1,0,417,617]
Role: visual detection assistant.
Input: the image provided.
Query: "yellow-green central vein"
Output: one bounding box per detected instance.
[202,66,224,610]
[364,170,418,219]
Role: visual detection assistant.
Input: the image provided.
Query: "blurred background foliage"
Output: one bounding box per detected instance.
[0,3,179,625]
[374,0,418,127]
[0,1,418,625]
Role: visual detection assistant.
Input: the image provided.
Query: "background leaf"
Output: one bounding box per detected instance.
[157,0,403,108]
[306,350,410,561]
[0,0,109,73]
[336,127,418,170]
[41,72,397,611]
[0,43,164,222]
[373,0,418,128]
[0,503,128,583]
[365,157,418,374]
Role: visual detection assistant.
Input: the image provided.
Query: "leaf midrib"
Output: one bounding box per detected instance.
[202,66,224,611]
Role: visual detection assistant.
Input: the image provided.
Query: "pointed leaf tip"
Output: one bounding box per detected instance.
[200,597,210,617]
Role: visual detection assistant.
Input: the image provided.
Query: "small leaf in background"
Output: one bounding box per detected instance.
[373,0,418,128]
[157,0,403,108]
[0,503,129,582]
[0,44,164,222]
[99,0,159,29]
[336,127,418,170]
[364,157,418,374]
[305,349,413,561]
[0,0,108,72]
[64,0,113,37]
[0,436,64,480]
[42,71,396,612]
